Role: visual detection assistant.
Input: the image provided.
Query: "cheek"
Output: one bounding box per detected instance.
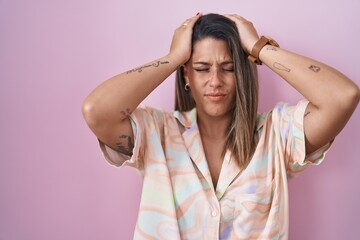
[229,79,237,101]
[188,74,207,91]
[189,85,203,102]
[190,72,210,83]
[228,76,236,89]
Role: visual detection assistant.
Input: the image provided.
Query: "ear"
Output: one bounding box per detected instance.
[183,65,190,84]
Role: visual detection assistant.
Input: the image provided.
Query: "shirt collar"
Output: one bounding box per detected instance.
[174,108,266,132]
[173,108,197,129]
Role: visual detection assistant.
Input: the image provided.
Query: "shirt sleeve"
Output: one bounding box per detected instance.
[272,100,333,178]
[98,105,165,172]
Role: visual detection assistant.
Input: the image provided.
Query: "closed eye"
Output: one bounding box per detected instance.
[194,68,210,72]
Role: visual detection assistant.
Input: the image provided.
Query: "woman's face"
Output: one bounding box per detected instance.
[184,37,236,119]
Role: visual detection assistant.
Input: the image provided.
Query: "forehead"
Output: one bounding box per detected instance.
[191,37,232,62]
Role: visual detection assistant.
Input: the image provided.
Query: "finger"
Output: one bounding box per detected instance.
[224,14,248,22]
[180,12,202,28]
[181,20,190,27]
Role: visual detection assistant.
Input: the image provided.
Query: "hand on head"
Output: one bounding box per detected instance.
[224,14,260,54]
[170,13,261,65]
[169,13,202,66]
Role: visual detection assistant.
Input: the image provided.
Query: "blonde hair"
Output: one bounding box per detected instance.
[175,13,259,168]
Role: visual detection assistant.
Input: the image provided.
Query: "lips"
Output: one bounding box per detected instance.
[205,93,226,96]
[205,92,226,97]
[204,92,227,102]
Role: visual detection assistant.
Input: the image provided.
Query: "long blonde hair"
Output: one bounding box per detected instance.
[175,13,259,168]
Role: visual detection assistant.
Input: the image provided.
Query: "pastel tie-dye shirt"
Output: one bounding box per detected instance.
[99,100,331,239]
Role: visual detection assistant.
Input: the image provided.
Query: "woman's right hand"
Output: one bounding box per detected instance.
[169,13,202,66]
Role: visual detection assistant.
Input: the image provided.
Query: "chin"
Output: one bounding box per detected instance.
[205,107,231,118]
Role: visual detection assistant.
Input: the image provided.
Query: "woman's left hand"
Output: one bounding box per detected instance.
[228,14,359,156]
[224,14,260,54]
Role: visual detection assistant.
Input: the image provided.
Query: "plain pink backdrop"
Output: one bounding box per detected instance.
[1,0,359,239]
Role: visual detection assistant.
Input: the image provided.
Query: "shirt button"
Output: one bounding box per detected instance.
[211,211,217,217]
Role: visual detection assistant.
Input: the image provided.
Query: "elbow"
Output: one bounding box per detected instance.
[340,83,360,113]
[82,98,99,129]
[347,84,360,109]
[354,84,360,104]
[82,97,124,131]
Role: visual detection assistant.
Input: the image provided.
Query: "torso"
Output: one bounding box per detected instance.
[178,118,227,189]
[201,136,226,189]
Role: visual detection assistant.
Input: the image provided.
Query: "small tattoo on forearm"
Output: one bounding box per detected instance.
[273,62,291,72]
[266,46,278,51]
[116,135,134,155]
[126,60,169,74]
[309,65,321,72]
[120,108,132,117]
[304,111,311,117]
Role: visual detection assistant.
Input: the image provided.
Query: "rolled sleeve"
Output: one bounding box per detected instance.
[274,100,333,177]
[98,105,154,170]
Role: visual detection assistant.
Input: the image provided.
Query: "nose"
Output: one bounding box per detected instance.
[209,70,223,88]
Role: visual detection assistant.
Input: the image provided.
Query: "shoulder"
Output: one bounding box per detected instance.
[131,104,174,123]
[256,100,309,131]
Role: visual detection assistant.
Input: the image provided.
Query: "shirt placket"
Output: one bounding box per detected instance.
[206,193,221,239]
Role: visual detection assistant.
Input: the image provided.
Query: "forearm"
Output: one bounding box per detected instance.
[82,53,180,124]
[259,46,359,110]
[227,14,359,153]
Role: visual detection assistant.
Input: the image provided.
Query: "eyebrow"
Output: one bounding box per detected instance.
[193,61,234,66]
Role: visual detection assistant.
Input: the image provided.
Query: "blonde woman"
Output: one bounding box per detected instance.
[82,13,359,239]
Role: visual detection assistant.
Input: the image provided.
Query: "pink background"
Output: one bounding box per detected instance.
[1,0,359,239]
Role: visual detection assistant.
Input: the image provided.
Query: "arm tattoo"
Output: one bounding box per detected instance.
[304,111,311,117]
[273,62,291,72]
[116,135,134,155]
[120,108,132,117]
[126,60,169,74]
[309,65,321,72]
[266,46,278,51]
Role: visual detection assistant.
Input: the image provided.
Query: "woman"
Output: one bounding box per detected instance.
[82,13,359,239]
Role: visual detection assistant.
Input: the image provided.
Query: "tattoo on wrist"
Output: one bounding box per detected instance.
[116,135,134,155]
[273,62,291,72]
[304,111,311,117]
[126,60,170,74]
[120,108,132,117]
[309,65,321,72]
[266,46,278,51]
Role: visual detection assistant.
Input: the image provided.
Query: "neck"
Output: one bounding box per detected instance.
[197,112,231,139]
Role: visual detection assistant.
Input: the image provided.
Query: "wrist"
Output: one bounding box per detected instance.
[164,53,183,69]
[166,52,189,67]
[248,36,280,65]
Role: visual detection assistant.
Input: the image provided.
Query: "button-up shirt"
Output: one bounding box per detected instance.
[99,100,331,239]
